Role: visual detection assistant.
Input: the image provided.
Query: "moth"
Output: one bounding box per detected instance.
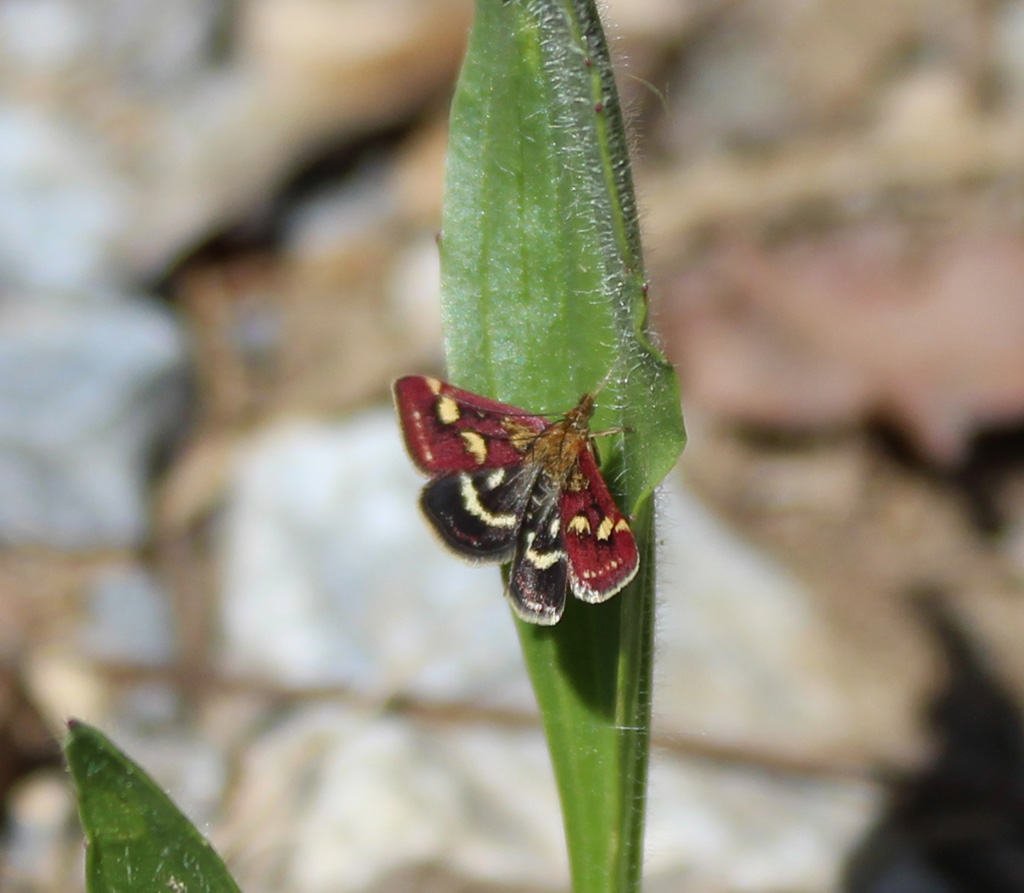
[393,375,638,624]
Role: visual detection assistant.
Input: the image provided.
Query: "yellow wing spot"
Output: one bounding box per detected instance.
[583,558,621,579]
[567,515,590,535]
[525,533,565,570]
[615,518,630,533]
[526,548,564,570]
[596,516,615,541]
[460,430,488,464]
[460,474,516,527]
[436,396,460,425]
[425,377,443,395]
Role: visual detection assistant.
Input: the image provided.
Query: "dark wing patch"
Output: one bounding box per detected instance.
[420,464,537,563]
[507,479,568,625]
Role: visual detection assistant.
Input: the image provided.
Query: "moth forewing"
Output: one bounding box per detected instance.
[560,445,639,602]
[392,375,545,475]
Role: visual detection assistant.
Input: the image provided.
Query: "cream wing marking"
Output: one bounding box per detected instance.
[523,531,565,570]
[460,430,489,464]
[410,408,433,464]
[437,395,460,424]
[459,473,518,528]
[567,514,590,534]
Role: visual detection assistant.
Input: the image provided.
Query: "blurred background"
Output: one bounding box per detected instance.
[3,0,1024,890]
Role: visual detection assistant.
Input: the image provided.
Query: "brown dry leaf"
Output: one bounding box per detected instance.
[663,225,1024,465]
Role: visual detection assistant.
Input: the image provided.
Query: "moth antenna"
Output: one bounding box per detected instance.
[587,354,632,401]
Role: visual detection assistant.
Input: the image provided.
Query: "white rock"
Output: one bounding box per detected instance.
[1,771,78,890]
[994,0,1024,106]
[0,0,223,86]
[218,410,534,709]
[0,1,87,73]
[81,563,177,665]
[0,105,130,290]
[645,752,875,891]
[0,294,188,548]
[218,699,873,893]
[217,405,872,891]
[655,476,852,753]
[220,705,566,893]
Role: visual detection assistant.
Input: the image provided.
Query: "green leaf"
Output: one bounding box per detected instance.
[440,1,685,891]
[65,721,242,893]
[441,0,683,505]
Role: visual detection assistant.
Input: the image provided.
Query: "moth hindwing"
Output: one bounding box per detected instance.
[393,375,639,624]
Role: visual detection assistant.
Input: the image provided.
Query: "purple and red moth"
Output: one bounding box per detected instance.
[393,375,639,624]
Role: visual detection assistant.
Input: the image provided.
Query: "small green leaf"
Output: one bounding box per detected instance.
[65,721,241,893]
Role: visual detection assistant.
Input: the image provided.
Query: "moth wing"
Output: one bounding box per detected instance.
[420,464,537,563]
[507,480,568,625]
[393,376,547,474]
[561,448,639,603]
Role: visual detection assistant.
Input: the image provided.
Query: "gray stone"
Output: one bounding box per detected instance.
[994,1,1024,107]
[216,402,873,891]
[0,1,87,74]
[82,563,177,664]
[1,771,77,890]
[644,752,875,892]
[656,477,853,753]
[0,0,224,87]
[221,708,566,893]
[218,410,534,709]
[0,294,189,548]
[217,699,874,893]
[0,104,131,290]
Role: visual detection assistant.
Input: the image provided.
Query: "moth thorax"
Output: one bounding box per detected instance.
[502,418,542,454]
[531,423,590,488]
